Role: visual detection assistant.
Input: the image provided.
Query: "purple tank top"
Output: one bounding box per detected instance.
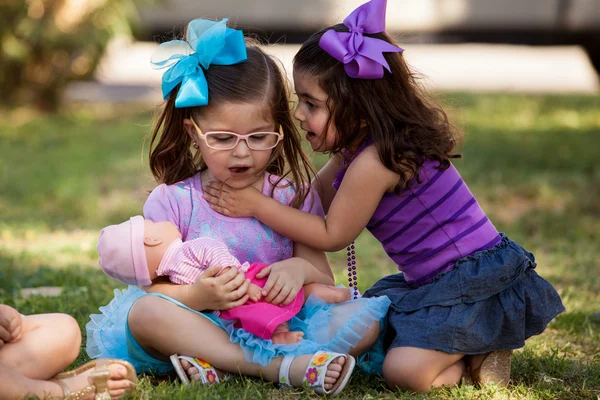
[334,147,501,286]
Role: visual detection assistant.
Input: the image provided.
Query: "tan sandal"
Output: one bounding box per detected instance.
[471,350,512,387]
[52,359,137,400]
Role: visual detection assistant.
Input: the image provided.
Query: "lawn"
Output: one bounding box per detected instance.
[1,93,599,399]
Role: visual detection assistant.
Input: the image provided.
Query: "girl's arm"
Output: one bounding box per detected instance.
[204,147,398,252]
[144,266,250,311]
[312,154,343,214]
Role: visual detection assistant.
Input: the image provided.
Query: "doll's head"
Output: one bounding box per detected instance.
[97,216,182,286]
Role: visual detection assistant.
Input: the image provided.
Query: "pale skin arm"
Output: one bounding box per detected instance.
[144,265,251,311]
[204,146,399,252]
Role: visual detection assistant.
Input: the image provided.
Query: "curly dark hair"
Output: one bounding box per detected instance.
[294,24,462,192]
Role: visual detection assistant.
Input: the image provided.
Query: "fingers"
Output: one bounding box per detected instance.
[222,271,247,292]
[270,286,292,306]
[261,274,279,299]
[215,266,239,284]
[280,287,300,306]
[254,265,272,279]
[0,324,10,344]
[263,279,285,304]
[227,294,249,309]
[228,278,250,301]
[203,264,224,278]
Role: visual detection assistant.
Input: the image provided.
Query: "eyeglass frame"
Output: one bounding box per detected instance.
[189,118,283,151]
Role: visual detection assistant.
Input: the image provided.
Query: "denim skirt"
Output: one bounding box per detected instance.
[360,234,565,374]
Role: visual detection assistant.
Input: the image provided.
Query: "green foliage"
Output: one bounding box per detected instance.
[0,0,144,111]
[1,93,600,399]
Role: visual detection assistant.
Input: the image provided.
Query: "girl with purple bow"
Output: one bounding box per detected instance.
[203,0,565,392]
[86,17,391,397]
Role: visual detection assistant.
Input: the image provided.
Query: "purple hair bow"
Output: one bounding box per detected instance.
[319,0,403,79]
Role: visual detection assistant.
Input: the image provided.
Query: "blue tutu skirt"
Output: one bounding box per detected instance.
[86,286,390,374]
[360,234,565,375]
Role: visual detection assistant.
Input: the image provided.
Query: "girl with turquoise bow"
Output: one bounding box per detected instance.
[86,18,390,396]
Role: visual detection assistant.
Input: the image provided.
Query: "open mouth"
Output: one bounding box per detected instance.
[229,166,250,174]
[306,131,317,140]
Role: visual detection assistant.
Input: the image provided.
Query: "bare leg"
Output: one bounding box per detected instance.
[383,347,465,393]
[0,313,134,400]
[303,283,350,303]
[128,295,347,390]
[271,322,304,344]
[0,363,134,400]
[0,314,81,379]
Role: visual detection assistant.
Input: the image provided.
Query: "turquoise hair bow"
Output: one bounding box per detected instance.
[150,18,247,108]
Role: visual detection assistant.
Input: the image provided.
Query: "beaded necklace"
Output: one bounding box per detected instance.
[347,241,359,299]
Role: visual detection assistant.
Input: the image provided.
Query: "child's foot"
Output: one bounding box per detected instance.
[271,331,304,344]
[54,362,135,400]
[332,287,352,303]
[179,358,227,383]
[288,353,351,392]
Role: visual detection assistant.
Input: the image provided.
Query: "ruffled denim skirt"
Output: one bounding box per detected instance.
[360,234,565,374]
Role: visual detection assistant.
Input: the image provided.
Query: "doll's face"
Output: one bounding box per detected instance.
[143,220,182,277]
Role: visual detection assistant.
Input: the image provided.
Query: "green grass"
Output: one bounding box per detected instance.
[1,93,599,399]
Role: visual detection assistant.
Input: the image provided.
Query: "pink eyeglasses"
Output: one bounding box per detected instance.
[190,118,283,151]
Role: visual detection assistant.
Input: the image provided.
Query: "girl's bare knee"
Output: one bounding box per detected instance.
[128,296,168,342]
[56,314,82,360]
[350,322,380,357]
[383,351,435,393]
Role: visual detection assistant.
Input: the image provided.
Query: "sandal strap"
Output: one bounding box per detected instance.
[52,379,71,397]
[303,351,342,395]
[278,354,295,388]
[174,355,224,384]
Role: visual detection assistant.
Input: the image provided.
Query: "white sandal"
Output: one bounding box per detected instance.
[279,350,356,397]
[170,354,229,385]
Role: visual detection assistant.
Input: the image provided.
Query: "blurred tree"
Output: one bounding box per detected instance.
[0,0,148,112]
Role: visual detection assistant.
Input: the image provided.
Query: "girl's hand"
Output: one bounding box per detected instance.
[189,265,250,311]
[256,260,306,306]
[0,305,23,349]
[203,181,263,218]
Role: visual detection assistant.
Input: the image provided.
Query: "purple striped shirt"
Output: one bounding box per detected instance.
[336,157,500,285]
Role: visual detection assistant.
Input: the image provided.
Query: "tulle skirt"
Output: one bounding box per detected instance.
[86,286,390,374]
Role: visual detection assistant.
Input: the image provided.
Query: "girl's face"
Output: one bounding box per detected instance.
[184,101,276,189]
[293,69,338,152]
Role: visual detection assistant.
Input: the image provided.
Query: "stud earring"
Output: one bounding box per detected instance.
[193,142,199,149]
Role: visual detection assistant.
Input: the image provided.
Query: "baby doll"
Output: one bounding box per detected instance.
[97,216,350,344]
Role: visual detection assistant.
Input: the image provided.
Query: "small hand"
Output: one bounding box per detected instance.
[0,305,23,350]
[246,283,263,303]
[256,261,305,306]
[191,265,250,311]
[203,181,262,218]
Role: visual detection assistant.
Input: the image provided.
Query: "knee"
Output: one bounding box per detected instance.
[49,313,81,362]
[382,357,434,393]
[128,296,165,340]
[350,322,380,357]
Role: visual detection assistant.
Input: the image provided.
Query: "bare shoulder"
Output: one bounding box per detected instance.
[349,145,398,190]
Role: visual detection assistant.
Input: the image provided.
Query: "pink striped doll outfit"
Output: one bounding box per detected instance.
[156,236,305,339]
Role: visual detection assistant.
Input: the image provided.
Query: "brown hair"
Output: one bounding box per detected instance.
[149,38,314,208]
[293,25,462,193]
